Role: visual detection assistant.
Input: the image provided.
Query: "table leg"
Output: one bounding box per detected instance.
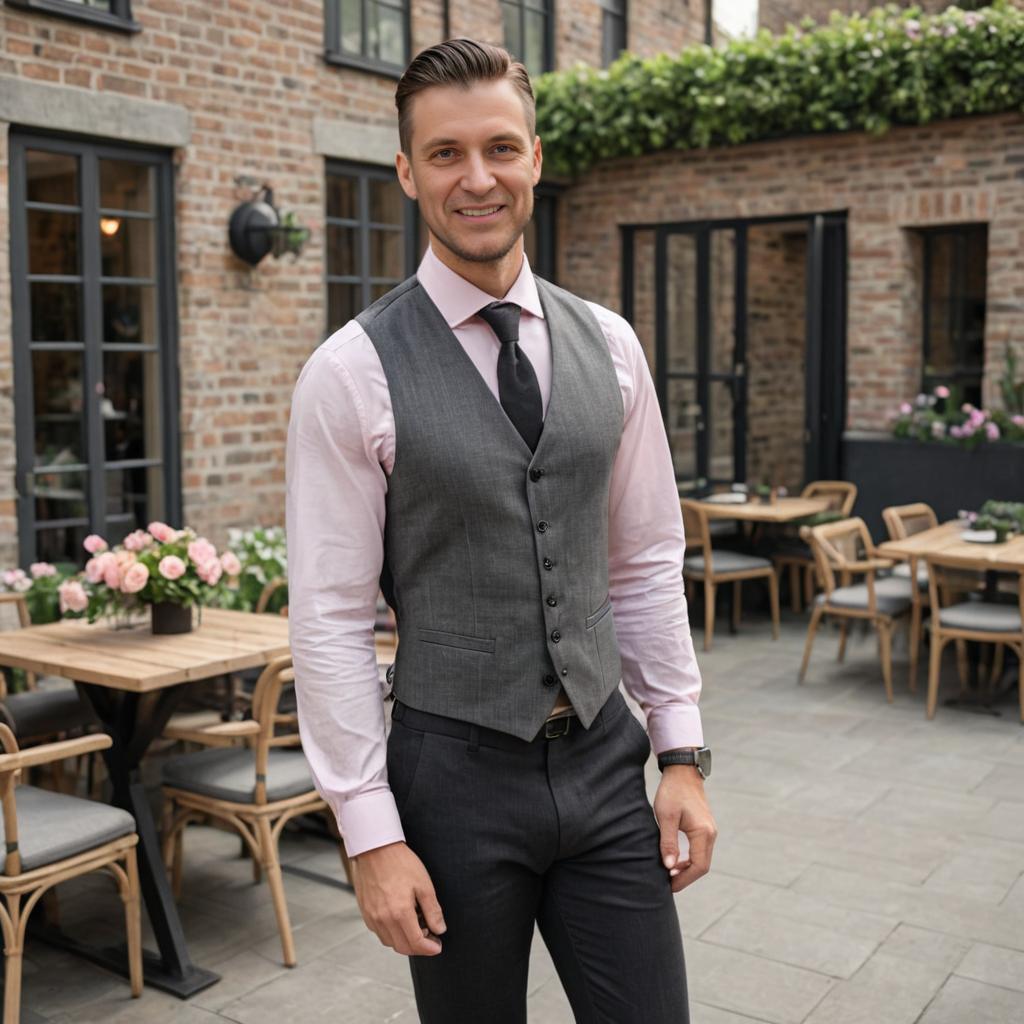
[63,682,220,997]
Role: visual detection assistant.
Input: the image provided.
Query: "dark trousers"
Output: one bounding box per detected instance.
[387,690,689,1023]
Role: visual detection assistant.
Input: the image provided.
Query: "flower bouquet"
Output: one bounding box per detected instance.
[58,522,242,634]
[1,562,70,625]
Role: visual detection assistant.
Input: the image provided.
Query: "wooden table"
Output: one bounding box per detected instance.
[692,495,832,523]
[878,520,1024,572]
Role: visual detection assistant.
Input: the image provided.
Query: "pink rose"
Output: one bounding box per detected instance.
[2,569,26,588]
[123,530,152,552]
[103,562,123,589]
[1013,415,1024,428]
[30,562,57,578]
[985,422,1000,441]
[148,521,176,543]
[83,534,108,554]
[58,580,89,614]
[899,402,912,415]
[220,551,242,576]
[121,562,150,594]
[115,549,137,569]
[934,385,950,399]
[85,555,108,584]
[188,538,217,567]
[158,555,186,581]
[198,559,223,586]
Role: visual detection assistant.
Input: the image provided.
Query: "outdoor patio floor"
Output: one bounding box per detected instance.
[22,611,1024,1023]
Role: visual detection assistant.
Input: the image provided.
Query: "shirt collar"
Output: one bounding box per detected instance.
[417,243,545,329]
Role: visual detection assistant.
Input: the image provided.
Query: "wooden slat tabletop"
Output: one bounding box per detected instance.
[878,521,1024,572]
[689,496,833,523]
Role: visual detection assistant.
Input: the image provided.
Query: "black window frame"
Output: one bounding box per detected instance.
[919,223,988,405]
[4,0,141,33]
[526,183,560,283]
[600,0,627,68]
[501,0,556,76]
[10,130,181,566]
[324,161,419,337]
[323,0,411,78]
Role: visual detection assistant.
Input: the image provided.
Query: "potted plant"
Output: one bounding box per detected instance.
[0,561,74,625]
[973,513,1016,544]
[57,523,242,634]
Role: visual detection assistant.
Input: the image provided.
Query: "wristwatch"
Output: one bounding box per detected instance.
[657,747,712,780]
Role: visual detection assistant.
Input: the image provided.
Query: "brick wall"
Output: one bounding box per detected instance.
[556,112,1024,446]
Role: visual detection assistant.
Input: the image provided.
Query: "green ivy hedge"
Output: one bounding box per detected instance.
[534,2,1024,176]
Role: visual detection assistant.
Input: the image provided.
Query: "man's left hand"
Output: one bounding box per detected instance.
[653,766,717,893]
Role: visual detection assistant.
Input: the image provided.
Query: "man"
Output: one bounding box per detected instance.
[286,38,715,1023]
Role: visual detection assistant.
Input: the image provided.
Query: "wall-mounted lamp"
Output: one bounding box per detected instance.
[228,184,311,266]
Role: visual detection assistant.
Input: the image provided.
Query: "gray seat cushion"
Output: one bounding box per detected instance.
[938,602,1022,633]
[817,576,913,616]
[685,550,773,575]
[1,786,135,872]
[1,688,94,740]
[892,562,929,589]
[161,747,316,804]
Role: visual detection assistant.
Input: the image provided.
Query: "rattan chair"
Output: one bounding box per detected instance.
[160,654,339,967]
[682,499,780,652]
[774,481,858,611]
[0,726,141,1022]
[924,554,1023,722]
[799,518,913,701]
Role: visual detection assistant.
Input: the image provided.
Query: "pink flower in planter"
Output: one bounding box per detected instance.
[123,530,152,552]
[220,551,242,577]
[964,11,980,29]
[934,385,950,399]
[115,550,137,570]
[83,534,108,554]
[29,562,57,578]
[188,538,217,567]
[148,521,176,543]
[121,562,150,594]
[103,561,123,590]
[986,422,1000,441]
[899,402,913,415]
[159,556,187,581]
[59,580,89,614]
[3,569,26,588]
[197,559,223,586]
[1012,415,1024,428]
[950,425,964,439]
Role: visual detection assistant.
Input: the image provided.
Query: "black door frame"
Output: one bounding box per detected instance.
[622,209,848,489]
[9,129,181,565]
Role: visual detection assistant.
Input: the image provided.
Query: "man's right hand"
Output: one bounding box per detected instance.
[350,841,446,956]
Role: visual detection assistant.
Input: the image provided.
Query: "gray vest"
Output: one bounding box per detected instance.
[357,274,624,741]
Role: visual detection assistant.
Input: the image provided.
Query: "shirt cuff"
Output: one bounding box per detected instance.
[337,789,406,858]
[646,703,705,756]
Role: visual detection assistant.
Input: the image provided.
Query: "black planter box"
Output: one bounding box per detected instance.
[842,433,1024,541]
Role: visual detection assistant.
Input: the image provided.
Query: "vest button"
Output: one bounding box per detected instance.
[543,558,554,570]
[542,673,557,687]
[561,667,569,676]
[551,630,561,643]
[530,468,545,482]
[536,520,548,533]
[546,596,557,607]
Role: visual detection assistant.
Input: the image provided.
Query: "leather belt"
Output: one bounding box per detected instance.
[391,700,580,748]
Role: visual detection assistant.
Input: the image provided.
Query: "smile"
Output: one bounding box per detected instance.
[456,205,504,219]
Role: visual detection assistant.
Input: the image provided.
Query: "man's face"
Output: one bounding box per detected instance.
[396,78,542,266]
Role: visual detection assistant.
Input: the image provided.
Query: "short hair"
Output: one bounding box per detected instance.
[395,38,536,154]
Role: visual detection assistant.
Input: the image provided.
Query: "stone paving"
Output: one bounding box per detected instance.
[21,611,1024,1023]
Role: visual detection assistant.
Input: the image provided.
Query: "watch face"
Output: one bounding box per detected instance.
[696,748,712,779]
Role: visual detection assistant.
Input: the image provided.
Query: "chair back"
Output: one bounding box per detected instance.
[882,502,938,541]
[0,723,22,875]
[680,500,712,571]
[0,594,37,696]
[255,577,288,616]
[806,517,875,599]
[801,480,857,517]
[249,654,302,804]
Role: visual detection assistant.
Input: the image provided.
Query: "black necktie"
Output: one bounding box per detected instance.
[478,301,543,452]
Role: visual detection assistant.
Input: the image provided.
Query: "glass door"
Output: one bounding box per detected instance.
[10,134,180,565]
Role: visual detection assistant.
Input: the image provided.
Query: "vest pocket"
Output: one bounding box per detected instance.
[585,595,613,629]
[417,628,496,654]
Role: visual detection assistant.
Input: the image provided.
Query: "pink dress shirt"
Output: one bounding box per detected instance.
[286,246,703,858]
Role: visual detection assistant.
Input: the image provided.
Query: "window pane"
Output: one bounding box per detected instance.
[327,173,357,220]
[28,210,79,276]
[64,0,112,9]
[102,284,157,344]
[100,160,154,213]
[100,217,154,279]
[340,0,362,53]
[369,1,405,65]
[106,465,163,532]
[666,233,697,374]
[327,225,358,276]
[30,282,81,343]
[371,283,393,302]
[103,350,162,462]
[26,150,78,206]
[34,469,88,523]
[525,9,548,75]
[370,229,403,278]
[328,283,361,335]
[601,9,626,67]
[369,178,403,225]
[710,230,736,376]
[502,2,522,58]
[35,522,90,567]
[33,351,86,466]
[667,378,699,485]
[708,380,735,484]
